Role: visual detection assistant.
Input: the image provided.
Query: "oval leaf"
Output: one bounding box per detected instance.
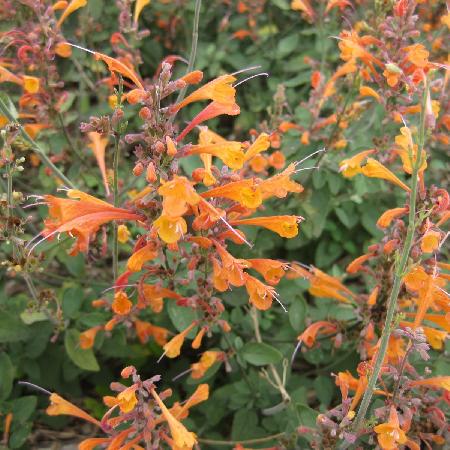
[64,329,99,372]
[241,342,283,366]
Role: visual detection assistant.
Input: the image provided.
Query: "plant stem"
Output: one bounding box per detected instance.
[198,432,285,446]
[352,84,428,431]
[0,95,76,189]
[174,0,202,105]
[250,307,291,403]
[57,112,88,167]
[112,134,120,281]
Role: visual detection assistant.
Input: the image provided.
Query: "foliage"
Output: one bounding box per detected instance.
[0,0,449,449]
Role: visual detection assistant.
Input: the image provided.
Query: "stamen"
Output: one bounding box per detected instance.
[290,340,303,365]
[294,148,326,167]
[18,381,52,395]
[102,284,137,294]
[231,65,262,76]
[67,42,96,55]
[233,73,269,88]
[172,367,193,382]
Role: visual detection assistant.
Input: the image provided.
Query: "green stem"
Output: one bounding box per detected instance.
[112,134,120,281]
[174,0,202,105]
[352,84,428,431]
[198,432,285,446]
[0,96,76,189]
[57,112,88,167]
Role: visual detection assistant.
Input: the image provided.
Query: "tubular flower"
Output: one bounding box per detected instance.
[200,179,262,209]
[361,158,411,192]
[162,322,197,359]
[199,154,217,186]
[56,0,87,28]
[373,406,407,450]
[171,384,210,420]
[346,252,374,273]
[173,74,237,111]
[359,86,381,102]
[79,326,102,349]
[339,149,375,178]
[247,259,287,285]
[214,242,249,288]
[177,101,240,142]
[23,76,40,94]
[42,190,141,255]
[87,132,110,196]
[46,393,101,427]
[150,389,197,449]
[244,274,279,310]
[420,230,441,253]
[258,163,304,199]
[138,284,182,312]
[394,127,427,174]
[376,207,408,228]
[244,133,270,161]
[230,215,302,238]
[291,0,315,22]
[308,267,355,303]
[113,385,139,413]
[158,176,200,217]
[133,0,150,24]
[407,376,450,391]
[187,142,245,170]
[297,321,338,348]
[117,224,131,243]
[112,291,133,315]
[127,242,159,272]
[191,351,222,379]
[134,319,169,346]
[154,215,187,244]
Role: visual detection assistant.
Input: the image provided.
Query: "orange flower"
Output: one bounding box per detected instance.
[404,43,429,68]
[268,151,286,169]
[158,176,200,217]
[134,319,169,346]
[133,0,150,23]
[421,230,441,253]
[243,133,270,161]
[187,142,245,170]
[200,179,262,209]
[373,406,407,450]
[394,127,427,174]
[0,64,23,86]
[191,351,222,379]
[42,190,141,255]
[127,242,158,272]
[174,75,237,111]
[230,215,301,238]
[308,267,355,303]
[361,158,411,191]
[46,393,101,427]
[154,214,187,244]
[79,326,102,349]
[408,376,450,391]
[163,322,197,359]
[359,85,380,102]
[23,76,40,94]
[87,132,110,196]
[112,291,133,315]
[258,163,304,199]
[117,224,131,243]
[346,252,374,273]
[104,385,139,413]
[291,0,315,21]
[339,149,375,178]
[56,0,87,28]
[247,259,286,285]
[244,274,279,310]
[138,284,182,313]
[249,154,268,172]
[177,101,240,142]
[367,285,379,306]
[171,384,209,420]
[78,438,110,450]
[150,389,197,449]
[214,243,249,288]
[55,42,72,58]
[297,321,337,347]
[376,207,408,228]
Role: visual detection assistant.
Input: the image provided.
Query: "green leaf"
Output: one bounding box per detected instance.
[9,422,32,449]
[289,297,307,331]
[240,342,283,366]
[0,312,29,343]
[20,311,48,325]
[167,301,198,338]
[277,34,299,58]
[62,286,84,319]
[313,375,335,406]
[11,396,37,423]
[64,329,100,372]
[0,352,14,400]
